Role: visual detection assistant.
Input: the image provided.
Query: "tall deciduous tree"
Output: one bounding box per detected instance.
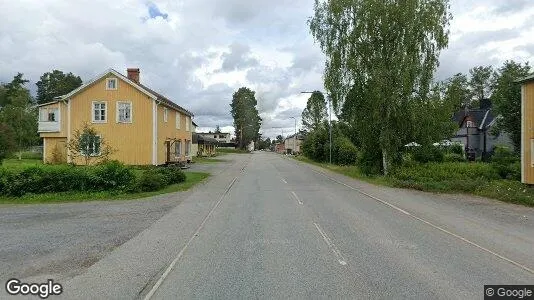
[0,122,16,164]
[301,91,328,131]
[230,87,262,149]
[492,60,531,153]
[444,73,472,110]
[0,73,30,107]
[310,0,452,174]
[469,65,494,103]
[36,70,82,104]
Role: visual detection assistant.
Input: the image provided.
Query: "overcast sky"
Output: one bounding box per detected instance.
[1,0,533,139]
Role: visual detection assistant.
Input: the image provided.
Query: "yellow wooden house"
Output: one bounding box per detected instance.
[37,68,194,165]
[519,75,534,184]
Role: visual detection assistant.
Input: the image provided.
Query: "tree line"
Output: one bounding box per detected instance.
[0,70,82,162]
[304,0,527,175]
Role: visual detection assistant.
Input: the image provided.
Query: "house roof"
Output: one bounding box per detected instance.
[516,74,534,84]
[453,109,495,130]
[285,132,306,140]
[38,68,193,116]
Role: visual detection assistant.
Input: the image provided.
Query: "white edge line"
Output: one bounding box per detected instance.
[144,176,238,300]
[281,178,288,184]
[291,191,303,205]
[309,168,534,275]
[313,222,347,266]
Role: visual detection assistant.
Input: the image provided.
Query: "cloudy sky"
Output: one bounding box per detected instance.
[1,0,533,139]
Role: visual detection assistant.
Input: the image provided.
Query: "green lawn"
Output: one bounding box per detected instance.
[293,156,534,207]
[1,158,43,170]
[0,171,210,204]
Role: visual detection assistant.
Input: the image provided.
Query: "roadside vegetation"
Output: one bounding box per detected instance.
[0,160,209,204]
[217,148,250,154]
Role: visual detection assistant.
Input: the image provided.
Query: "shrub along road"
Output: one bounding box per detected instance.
[26,151,532,299]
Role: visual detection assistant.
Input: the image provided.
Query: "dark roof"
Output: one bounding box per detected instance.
[197,134,218,144]
[285,132,306,140]
[137,83,193,117]
[516,74,534,84]
[192,120,198,127]
[453,109,495,129]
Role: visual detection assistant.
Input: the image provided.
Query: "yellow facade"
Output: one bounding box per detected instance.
[38,70,193,165]
[522,81,534,184]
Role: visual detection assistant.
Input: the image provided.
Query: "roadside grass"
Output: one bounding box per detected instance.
[294,156,534,207]
[0,171,210,204]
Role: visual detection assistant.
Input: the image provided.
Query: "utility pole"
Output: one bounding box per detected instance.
[301,91,332,164]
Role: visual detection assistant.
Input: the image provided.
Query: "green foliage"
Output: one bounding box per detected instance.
[490,146,520,180]
[412,146,444,163]
[0,123,16,163]
[469,65,494,102]
[309,0,452,174]
[444,153,465,162]
[36,70,83,104]
[301,125,328,162]
[0,73,30,107]
[135,170,167,192]
[301,91,328,131]
[491,60,531,153]
[67,123,114,165]
[392,162,500,184]
[94,160,135,190]
[332,136,358,165]
[230,87,262,149]
[154,166,187,185]
[449,144,464,155]
[443,73,472,111]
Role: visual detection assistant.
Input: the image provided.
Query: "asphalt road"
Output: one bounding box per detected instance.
[4,152,533,299]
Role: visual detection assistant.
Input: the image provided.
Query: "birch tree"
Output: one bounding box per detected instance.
[309,0,452,174]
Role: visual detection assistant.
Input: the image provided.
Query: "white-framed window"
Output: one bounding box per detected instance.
[106,78,117,90]
[116,101,132,123]
[466,120,474,128]
[81,135,101,157]
[176,113,181,129]
[185,116,190,131]
[39,107,59,122]
[92,101,107,123]
[175,140,182,157]
[164,107,168,122]
[185,140,191,156]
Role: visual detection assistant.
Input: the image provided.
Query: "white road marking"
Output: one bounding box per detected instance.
[313,222,347,266]
[281,178,288,184]
[144,177,239,300]
[309,168,534,275]
[291,191,303,205]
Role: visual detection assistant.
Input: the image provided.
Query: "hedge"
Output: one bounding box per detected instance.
[0,161,186,197]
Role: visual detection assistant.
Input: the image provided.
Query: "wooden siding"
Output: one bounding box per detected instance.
[39,71,193,165]
[39,101,68,138]
[157,106,192,165]
[522,81,534,184]
[43,137,67,163]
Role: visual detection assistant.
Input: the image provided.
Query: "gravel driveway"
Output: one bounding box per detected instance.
[0,157,233,283]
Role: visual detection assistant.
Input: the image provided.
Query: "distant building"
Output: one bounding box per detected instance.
[275,142,285,154]
[450,99,513,159]
[284,132,305,154]
[197,132,232,144]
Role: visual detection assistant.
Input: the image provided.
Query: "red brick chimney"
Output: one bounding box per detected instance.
[127,68,140,83]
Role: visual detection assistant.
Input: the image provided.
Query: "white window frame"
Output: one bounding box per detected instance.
[39,107,59,122]
[185,116,190,131]
[185,140,191,156]
[116,101,133,123]
[164,107,168,123]
[466,120,474,128]
[106,78,118,90]
[176,112,181,129]
[92,101,107,123]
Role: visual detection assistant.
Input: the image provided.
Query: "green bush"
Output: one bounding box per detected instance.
[444,153,465,162]
[491,146,520,180]
[449,144,464,155]
[154,167,186,184]
[94,160,135,190]
[357,149,383,175]
[333,137,358,165]
[136,170,167,192]
[412,146,444,163]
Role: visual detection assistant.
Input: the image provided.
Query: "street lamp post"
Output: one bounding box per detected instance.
[301,91,332,164]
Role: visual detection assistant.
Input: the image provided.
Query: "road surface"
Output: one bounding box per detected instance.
[14,152,533,299]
